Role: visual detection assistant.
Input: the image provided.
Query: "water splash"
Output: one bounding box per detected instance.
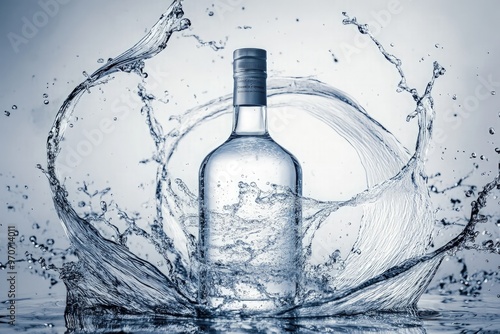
[45,0,196,320]
[42,2,499,331]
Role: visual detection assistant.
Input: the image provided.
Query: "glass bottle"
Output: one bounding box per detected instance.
[198,48,302,315]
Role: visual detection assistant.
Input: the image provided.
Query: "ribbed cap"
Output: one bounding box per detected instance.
[233,48,267,74]
[233,48,267,106]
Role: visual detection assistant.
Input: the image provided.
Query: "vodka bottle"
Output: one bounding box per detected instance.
[198,48,302,315]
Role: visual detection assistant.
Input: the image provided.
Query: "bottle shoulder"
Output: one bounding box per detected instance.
[200,135,301,171]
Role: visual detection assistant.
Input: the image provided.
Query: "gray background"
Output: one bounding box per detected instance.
[0,0,498,311]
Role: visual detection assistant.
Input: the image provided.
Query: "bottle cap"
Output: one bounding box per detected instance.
[233,48,267,74]
[233,48,267,106]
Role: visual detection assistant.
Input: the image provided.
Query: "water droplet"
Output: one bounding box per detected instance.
[483,240,494,248]
[44,100,49,105]
[29,236,37,244]
[489,127,495,135]
[4,111,10,116]
[32,223,39,229]
[46,238,55,246]
[465,190,473,197]
[357,24,369,34]
[113,117,118,121]
[435,43,440,48]
[390,43,394,47]
[491,90,496,95]
[471,152,477,158]
[480,155,486,160]
[179,19,191,30]
[12,105,17,110]
[97,58,104,63]
[208,11,214,16]
[78,201,86,207]
[43,93,48,98]
[452,94,457,100]
[434,64,446,77]
[100,201,107,211]
[173,6,184,18]
[83,71,89,77]
[495,147,500,154]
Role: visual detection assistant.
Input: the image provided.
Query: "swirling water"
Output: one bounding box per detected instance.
[5,0,499,333]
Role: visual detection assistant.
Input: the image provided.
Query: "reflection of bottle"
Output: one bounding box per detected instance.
[198,48,302,315]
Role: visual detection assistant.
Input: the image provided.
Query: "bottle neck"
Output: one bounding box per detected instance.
[232,69,268,136]
[232,105,268,136]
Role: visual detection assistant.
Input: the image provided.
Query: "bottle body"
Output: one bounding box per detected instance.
[198,128,302,314]
[197,48,302,315]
